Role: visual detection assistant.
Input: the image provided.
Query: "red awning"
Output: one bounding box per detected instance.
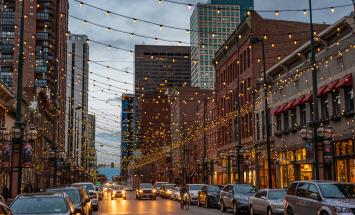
[272,106,281,116]
[323,80,339,95]
[284,99,297,110]
[302,92,313,103]
[335,74,352,89]
[293,95,305,106]
[318,85,328,96]
[276,102,289,114]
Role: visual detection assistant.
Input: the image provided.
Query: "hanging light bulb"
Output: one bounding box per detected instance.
[159,25,163,31]
[133,18,137,24]
[188,4,192,10]
[217,8,221,14]
[303,10,307,16]
[106,11,110,16]
[288,34,292,39]
[275,10,280,16]
[330,7,335,13]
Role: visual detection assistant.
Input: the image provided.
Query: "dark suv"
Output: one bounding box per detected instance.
[285,181,355,215]
[220,183,256,214]
[47,187,92,215]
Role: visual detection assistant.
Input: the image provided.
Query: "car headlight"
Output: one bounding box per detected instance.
[334,206,351,213]
[122,190,125,194]
[167,191,171,194]
[153,189,157,193]
[139,190,143,193]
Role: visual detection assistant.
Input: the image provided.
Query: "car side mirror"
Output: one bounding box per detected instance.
[309,193,320,200]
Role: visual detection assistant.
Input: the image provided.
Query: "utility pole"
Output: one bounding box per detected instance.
[12,0,25,196]
[309,0,320,180]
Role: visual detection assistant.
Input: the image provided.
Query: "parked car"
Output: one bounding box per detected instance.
[249,189,286,215]
[71,182,99,211]
[10,192,75,215]
[111,185,126,200]
[154,182,168,196]
[161,184,175,199]
[187,184,204,205]
[197,184,221,208]
[285,181,355,215]
[136,183,157,200]
[220,183,256,214]
[46,187,93,215]
[172,187,180,200]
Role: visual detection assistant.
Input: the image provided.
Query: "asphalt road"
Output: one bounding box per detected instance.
[94,191,234,215]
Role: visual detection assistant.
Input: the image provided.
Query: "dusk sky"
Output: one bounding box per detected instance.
[68,0,354,165]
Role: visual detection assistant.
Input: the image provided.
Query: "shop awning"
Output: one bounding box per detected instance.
[335,74,352,89]
[284,99,297,110]
[323,80,340,95]
[272,106,282,116]
[293,95,305,106]
[276,102,289,114]
[302,92,313,103]
[318,85,328,96]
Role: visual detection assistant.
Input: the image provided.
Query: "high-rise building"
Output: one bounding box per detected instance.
[190,0,253,89]
[0,0,68,190]
[120,94,134,180]
[65,34,89,172]
[87,114,97,176]
[134,45,191,180]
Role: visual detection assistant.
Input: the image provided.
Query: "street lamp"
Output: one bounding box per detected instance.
[250,36,272,188]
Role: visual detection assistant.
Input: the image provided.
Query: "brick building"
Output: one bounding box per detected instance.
[213,12,328,186]
[255,16,355,188]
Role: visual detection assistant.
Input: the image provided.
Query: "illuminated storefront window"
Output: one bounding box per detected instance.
[334,140,355,183]
[300,164,313,180]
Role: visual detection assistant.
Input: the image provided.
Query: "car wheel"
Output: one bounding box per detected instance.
[220,200,226,212]
[286,207,294,215]
[205,197,208,208]
[250,205,254,215]
[267,207,273,215]
[233,202,238,215]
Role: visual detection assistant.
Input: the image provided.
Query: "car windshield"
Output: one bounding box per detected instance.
[11,197,68,214]
[234,184,256,194]
[112,186,122,190]
[207,185,220,192]
[165,184,175,189]
[140,183,153,188]
[73,183,95,191]
[268,190,286,200]
[319,183,355,199]
[175,187,180,191]
[49,189,80,204]
[189,185,202,191]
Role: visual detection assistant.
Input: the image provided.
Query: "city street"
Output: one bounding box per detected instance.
[95,192,231,215]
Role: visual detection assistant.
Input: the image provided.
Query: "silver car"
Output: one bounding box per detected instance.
[187,184,204,204]
[249,189,286,215]
[285,181,355,215]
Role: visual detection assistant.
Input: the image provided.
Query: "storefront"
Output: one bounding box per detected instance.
[334,139,355,183]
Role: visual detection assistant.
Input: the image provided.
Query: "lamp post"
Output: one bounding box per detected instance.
[202,96,208,184]
[250,37,272,188]
[308,0,321,180]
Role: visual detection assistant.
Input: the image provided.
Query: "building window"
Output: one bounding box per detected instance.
[332,90,341,117]
[249,112,253,136]
[276,114,282,133]
[299,104,306,126]
[291,108,297,129]
[283,112,289,132]
[320,96,329,120]
[344,86,354,113]
[261,111,265,139]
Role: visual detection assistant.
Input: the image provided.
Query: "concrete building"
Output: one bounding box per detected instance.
[65,34,89,181]
[254,16,355,187]
[190,0,253,89]
[213,12,328,186]
[120,94,134,181]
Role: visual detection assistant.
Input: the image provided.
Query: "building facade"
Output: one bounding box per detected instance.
[65,34,89,182]
[87,114,96,180]
[213,12,328,186]
[190,0,253,89]
[120,94,134,181]
[134,45,191,181]
[0,0,68,192]
[255,16,355,187]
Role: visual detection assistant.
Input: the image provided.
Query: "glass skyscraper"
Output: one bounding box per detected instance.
[190,0,254,89]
